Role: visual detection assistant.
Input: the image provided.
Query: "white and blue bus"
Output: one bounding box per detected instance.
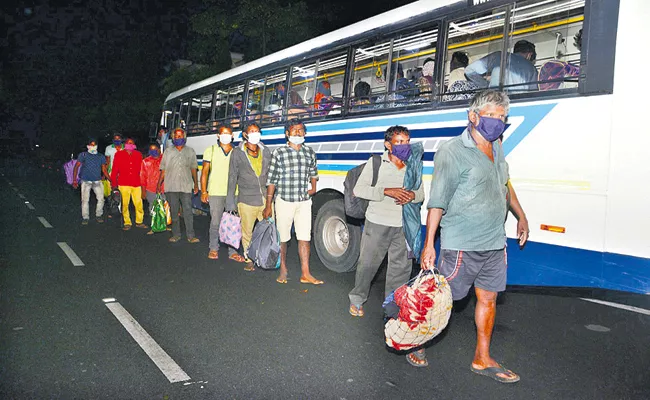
[160,0,649,294]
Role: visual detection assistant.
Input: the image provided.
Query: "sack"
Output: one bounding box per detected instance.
[218,211,242,249]
[107,189,122,215]
[102,180,111,197]
[164,200,172,225]
[383,270,453,351]
[343,154,381,219]
[64,159,79,185]
[248,218,281,270]
[150,195,167,233]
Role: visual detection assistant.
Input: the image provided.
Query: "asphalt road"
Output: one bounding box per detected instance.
[0,165,648,399]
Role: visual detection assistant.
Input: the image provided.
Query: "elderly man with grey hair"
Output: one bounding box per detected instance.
[414,90,529,383]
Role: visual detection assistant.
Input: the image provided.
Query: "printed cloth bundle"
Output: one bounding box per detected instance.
[383,270,453,351]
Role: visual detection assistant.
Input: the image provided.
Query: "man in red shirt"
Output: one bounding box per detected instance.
[110,137,146,230]
[141,143,166,235]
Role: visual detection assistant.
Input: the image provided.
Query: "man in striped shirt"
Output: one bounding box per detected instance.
[263,120,323,285]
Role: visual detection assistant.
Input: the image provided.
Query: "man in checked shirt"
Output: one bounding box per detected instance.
[263,119,323,285]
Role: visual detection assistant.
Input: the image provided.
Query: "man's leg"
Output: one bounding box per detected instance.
[238,202,260,261]
[146,191,157,216]
[166,192,181,238]
[180,192,195,239]
[274,197,294,283]
[131,186,144,225]
[119,185,133,227]
[294,199,321,283]
[80,181,91,221]
[348,220,391,308]
[385,227,412,299]
[208,196,226,253]
[91,181,104,218]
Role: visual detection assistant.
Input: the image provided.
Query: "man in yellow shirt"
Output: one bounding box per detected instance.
[201,123,246,262]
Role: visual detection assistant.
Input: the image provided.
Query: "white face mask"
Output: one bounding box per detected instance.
[247,132,261,145]
[288,136,305,145]
[87,145,98,154]
[219,134,233,145]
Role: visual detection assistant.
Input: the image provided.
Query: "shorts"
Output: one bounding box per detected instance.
[275,197,312,242]
[437,248,507,300]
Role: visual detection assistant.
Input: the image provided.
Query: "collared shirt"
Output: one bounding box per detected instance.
[141,155,163,193]
[354,152,425,228]
[110,149,143,188]
[160,145,198,193]
[427,129,509,251]
[77,151,106,181]
[267,144,318,202]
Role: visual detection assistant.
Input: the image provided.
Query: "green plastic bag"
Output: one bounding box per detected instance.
[151,195,167,233]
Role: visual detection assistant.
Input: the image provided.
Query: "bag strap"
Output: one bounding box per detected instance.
[370,154,381,187]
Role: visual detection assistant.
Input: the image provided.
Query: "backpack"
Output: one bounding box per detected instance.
[107,189,122,215]
[343,154,381,219]
[247,218,281,270]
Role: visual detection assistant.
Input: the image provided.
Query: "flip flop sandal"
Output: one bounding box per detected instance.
[208,250,219,260]
[135,223,148,229]
[276,277,288,284]
[168,236,181,243]
[300,278,324,285]
[187,237,200,243]
[123,225,132,231]
[243,262,255,271]
[406,350,428,368]
[470,364,520,384]
[229,253,247,263]
[349,304,364,317]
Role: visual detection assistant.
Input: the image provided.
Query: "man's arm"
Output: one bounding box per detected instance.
[110,153,120,188]
[102,162,109,181]
[72,161,81,189]
[191,168,199,195]
[420,208,443,270]
[465,53,497,89]
[225,154,238,211]
[200,161,211,203]
[263,150,280,219]
[156,170,165,193]
[353,157,384,201]
[507,181,529,246]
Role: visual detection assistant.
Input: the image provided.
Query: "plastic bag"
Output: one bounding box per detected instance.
[102,180,111,197]
[164,200,172,225]
[150,195,167,233]
[219,211,242,249]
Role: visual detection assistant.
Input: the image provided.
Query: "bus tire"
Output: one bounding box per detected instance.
[313,198,361,273]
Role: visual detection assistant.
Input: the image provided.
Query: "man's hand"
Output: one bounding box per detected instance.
[200,192,209,204]
[384,188,412,204]
[263,204,273,219]
[307,187,316,196]
[394,190,415,205]
[420,245,436,270]
[72,181,78,189]
[141,190,147,200]
[193,184,199,195]
[517,216,530,247]
[156,185,162,195]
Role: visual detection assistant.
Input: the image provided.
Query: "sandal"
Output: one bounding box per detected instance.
[406,349,428,368]
[146,230,154,235]
[244,262,255,271]
[300,277,324,285]
[276,276,288,284]
[187,237,200,243]
[470,363,520,384]
[123,225,132,231]
[208,250,218,260]
[168,236,181,243]
[349,304,364,317]
[135,223,148,229]
[229,253,246,263]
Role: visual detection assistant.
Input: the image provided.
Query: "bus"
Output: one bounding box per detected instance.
[160,0,650,295]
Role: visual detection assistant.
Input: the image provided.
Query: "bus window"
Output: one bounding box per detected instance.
[351,37,391,111]
[443,7,508,101]
[386,23,438,106]
[260,70,287,126]
[246,78,264,125]
[287,62,314,119]
[179,100,189,130]
[508,0,584,93]
[313,52,347,117]
[198,93,213,124]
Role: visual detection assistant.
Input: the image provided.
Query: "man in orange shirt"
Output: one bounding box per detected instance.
[141,143,166,234]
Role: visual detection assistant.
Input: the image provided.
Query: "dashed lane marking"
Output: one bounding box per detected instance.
[581,298,650,316]
[18,193,26,199]
[25,201,35,210]
[104,300,191,383]
[38,217,53,228]
[56,242,85,266]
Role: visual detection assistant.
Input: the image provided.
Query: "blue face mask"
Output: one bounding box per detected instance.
[113,139,123,147]
[391,143,411,161]
[149,150,160,158]
[473,116,506,142]
[172,138,186,146]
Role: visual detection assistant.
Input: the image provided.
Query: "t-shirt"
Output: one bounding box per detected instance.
[160,145,198,193]
[77,152,106,182]
[247,150,263,177]
[203,144,232,196]
[105,144,121,172]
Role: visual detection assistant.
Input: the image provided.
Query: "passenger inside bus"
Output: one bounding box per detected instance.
[445,51,479,101]
[465,40,537,92]
[351,81,372,111]
[538,29,582,91]
[313,81,335,116]
[417,58,435,100]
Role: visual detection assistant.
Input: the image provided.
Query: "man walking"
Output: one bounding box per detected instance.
[141,143,165,234]
[72,138,109,225]
[157,128,200,243]
[419,90,529,382]
[263,120,322,285]
[226,122,272,270]
[110,138,146,230]
[200,123,244,261]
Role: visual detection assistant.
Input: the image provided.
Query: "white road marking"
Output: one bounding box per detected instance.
[18,193,26,199]
[105,301,191,383]
[12,187,19,192]
[25,201,35,210]
[581,298,650,316]
[56,242,85,266]
[38,217,53,228]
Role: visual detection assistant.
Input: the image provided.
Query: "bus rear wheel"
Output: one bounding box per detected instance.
[314,199,361,273]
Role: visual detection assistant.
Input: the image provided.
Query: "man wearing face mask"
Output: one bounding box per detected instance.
[263,119,322,285]
[111,138,146,231]
[419,90,529,382]
[141,143,166,234]
[200,123,244,260]
[226,123,272,270]
[105,133,124,175]
[158,128,199,243]
[348,126,425,318]
[73,138,109,225]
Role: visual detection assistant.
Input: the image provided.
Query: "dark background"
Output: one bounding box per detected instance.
[0,0,413,161]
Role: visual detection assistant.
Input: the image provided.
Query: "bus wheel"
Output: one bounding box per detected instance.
[314,199,360,273]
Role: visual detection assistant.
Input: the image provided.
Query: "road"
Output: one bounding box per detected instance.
[0,165,648,399]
